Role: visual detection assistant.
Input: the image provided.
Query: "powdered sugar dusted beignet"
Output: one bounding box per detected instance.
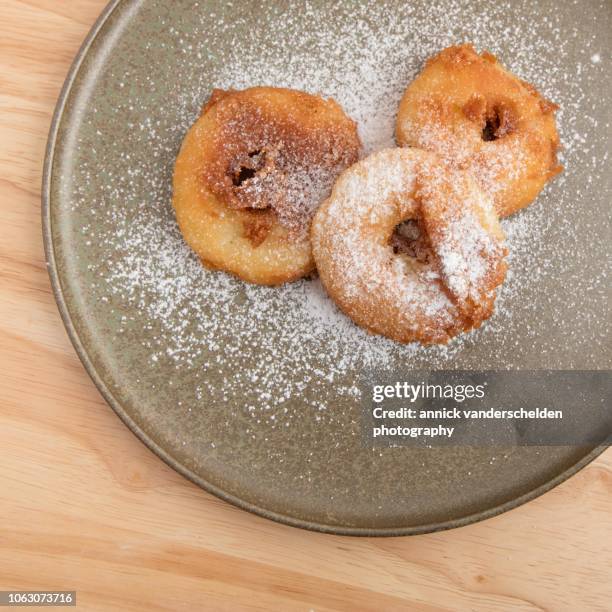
[396,44,562,217]
[173,87,361,285]
[311,148,507,344]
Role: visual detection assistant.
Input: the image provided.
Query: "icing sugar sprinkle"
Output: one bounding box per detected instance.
[71,0,610,440]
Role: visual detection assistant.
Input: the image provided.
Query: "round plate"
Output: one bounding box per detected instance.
[43,0,611,535]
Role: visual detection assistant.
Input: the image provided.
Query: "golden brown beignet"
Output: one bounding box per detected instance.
[173,87,361,285]
[396,44,562,217]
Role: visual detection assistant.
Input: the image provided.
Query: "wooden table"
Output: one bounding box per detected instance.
[1,2,611,610]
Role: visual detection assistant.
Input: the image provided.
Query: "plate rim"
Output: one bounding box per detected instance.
[41,0,608,537]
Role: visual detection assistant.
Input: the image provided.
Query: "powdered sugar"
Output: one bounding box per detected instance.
[199,89,360,237]
[436,212,500,302]
[64,0,610,441]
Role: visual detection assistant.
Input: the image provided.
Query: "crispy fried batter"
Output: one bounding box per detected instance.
[396,44,562,217]
[173,87,361,285]
[311,148,507,345]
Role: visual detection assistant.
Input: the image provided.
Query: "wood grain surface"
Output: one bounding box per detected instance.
[1,1,611,610]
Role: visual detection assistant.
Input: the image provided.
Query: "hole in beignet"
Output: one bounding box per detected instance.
[232,149,266,186]
[390,219,433,264]
[481,116,499,141]
[481,105,516,141]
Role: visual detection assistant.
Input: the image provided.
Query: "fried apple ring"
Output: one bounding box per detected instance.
[396,44,562,217]
[311,148,508,345]
[173,87,361,285]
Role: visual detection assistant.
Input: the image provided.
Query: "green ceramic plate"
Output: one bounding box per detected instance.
[43,0,611,535]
